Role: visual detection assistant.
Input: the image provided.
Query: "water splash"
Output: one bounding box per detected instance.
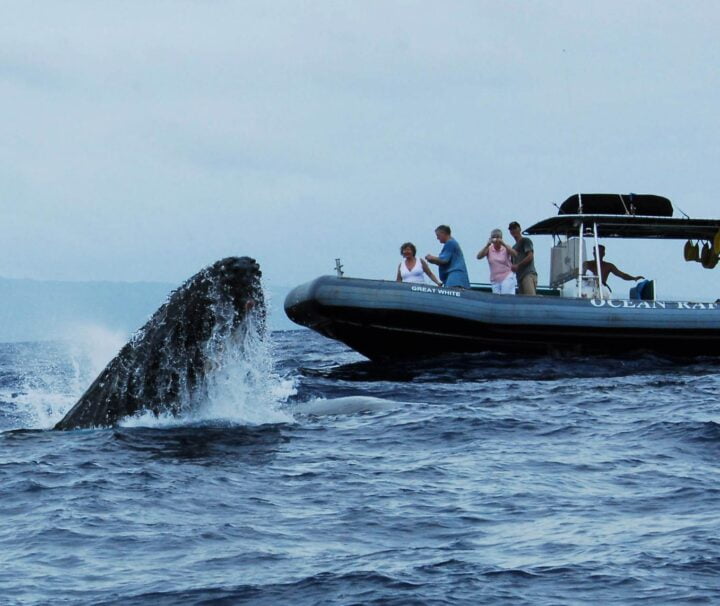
[64,324,128,394]
[1,387,75,431]
[0,342,90,431]
[120,289,293,428]
[1,275,294,431]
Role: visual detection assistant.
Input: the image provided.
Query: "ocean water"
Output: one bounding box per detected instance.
[1,330,719,605]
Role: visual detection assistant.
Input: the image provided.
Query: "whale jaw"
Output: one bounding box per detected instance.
[54,257,264,430]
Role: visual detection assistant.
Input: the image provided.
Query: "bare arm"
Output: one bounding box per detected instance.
[480,240,515,260]
[396,264,402,282]
[512,250,534,272]
[421,258,442,286]
[477,242,491,260]
[502,241,518,258]
[425,254,447,266]
[608,263,643,281]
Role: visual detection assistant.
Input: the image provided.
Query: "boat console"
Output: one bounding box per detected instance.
[526,193,720,301]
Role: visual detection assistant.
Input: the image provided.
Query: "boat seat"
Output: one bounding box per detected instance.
[630,279,654,301]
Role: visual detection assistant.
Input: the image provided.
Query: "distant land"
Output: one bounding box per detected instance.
[0,277,297,343]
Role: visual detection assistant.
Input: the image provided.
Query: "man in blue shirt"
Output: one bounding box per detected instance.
[425,225,470,288]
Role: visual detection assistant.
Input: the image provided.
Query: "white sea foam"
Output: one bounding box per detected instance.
[0,327,125,431]
[1,388,76,431]
[121,305,293,428]
[24,324,128,429]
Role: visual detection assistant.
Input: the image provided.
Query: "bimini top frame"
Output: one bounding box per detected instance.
[525,214,720,241]
[524,193,720,298]
[526,192,720,240]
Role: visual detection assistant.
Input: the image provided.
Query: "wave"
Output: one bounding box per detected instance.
[92,571,427,606]
[304,352,720,383]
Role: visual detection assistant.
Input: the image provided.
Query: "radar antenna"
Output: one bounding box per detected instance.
[674,205,690,219]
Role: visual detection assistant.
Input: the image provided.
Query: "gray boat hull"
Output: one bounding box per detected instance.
[284,276,720,360]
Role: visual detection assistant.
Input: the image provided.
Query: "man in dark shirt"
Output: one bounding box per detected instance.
[508,221,537,295]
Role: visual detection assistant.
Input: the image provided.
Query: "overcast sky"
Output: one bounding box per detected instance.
[2,1,720,299]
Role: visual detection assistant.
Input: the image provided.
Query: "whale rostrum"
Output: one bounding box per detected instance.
[54,256,265,430]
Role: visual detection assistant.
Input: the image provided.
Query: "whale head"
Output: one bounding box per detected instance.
[54,256,264,430]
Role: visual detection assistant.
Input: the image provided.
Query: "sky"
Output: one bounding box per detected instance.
[2,1,720,300]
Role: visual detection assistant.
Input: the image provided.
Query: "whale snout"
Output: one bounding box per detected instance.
[213,256,264,317]
[54,256,267,430]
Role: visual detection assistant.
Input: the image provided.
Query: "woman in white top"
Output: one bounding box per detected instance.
[396,242,442,286]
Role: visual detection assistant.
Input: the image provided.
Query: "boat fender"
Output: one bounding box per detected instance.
[683,239,694,262]
[701,242,712,268]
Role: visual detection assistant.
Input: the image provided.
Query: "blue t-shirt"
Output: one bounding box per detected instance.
[438,238,470,288]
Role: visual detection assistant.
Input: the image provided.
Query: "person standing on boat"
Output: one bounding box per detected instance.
[508,221,538,295]
[477,228,518,295]
[425,225,471,288]
[583,245,644,296]
[396,242,442,286]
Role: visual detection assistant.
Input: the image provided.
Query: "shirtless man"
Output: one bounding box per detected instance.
[584,245,644,293]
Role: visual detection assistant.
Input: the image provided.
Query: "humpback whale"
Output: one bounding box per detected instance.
[54,256,264,430]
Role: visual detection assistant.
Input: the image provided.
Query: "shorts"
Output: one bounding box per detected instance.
[491,273,517,295]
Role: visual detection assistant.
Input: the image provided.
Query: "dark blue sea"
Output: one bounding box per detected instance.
[1,330,720,605]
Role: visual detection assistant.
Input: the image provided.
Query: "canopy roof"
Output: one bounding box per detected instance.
[525,214,720,240]
[526,193,720,240]
[558,193,673,217]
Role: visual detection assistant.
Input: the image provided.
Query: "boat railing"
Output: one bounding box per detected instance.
[469,283,561,297]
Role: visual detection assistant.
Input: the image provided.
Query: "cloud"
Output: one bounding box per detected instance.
[0,1,719,304]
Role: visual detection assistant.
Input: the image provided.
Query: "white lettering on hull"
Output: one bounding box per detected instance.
[591,299,715,310]
[411,285,461,297]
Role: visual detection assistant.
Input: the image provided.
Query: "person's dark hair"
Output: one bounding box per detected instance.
[594,244,606,257]
[400,242,417,256]
[435,225,451,235]
[508,221,521,230]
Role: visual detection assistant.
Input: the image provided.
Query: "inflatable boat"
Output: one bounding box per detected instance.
[284,194,720,360]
